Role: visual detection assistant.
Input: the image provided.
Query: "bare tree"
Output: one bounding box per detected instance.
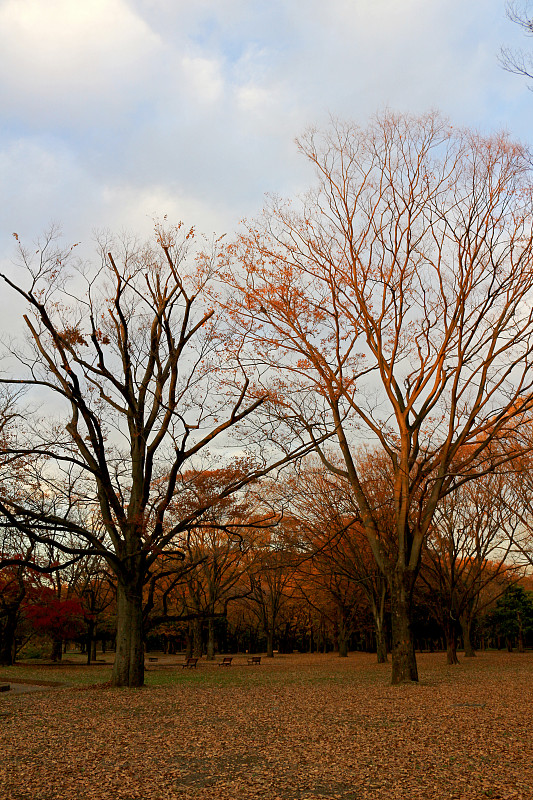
[287,462,389,661]
[0,224,319,686]
[420,471,525,664]
[501,2,533,85]
[225,112,533,683]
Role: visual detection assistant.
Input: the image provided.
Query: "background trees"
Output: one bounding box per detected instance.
[419,472,524,664]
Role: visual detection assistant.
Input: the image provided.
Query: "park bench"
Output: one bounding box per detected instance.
[147,657,159,662]
[247,656,261,666]
[0,683,10,692]
[181,657,198,669]
[218,657,233,667]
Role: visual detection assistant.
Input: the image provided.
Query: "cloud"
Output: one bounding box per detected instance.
[0,0,161,125]
[0,0,530,267]
[181,55,225,104]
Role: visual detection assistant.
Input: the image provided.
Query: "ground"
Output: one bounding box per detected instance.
[0,651,531,800]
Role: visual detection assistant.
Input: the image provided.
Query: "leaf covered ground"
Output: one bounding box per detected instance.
[1,651,531,800]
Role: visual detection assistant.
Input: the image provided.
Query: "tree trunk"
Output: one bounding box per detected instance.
[50,638,63,662]
[185,623,193,659]
[518,614,525,653]
[461,615,476,657]
[206,617,215,660]
[0,612,18,666]
[444,618,460,665]
[112,580,144,687]
[390,569,418,684]
[192,618,203,657]
[86,621,94,665]
[376,623,388,663]
[337,613,349,657]
[372,589,388,663]
[266,628,274,658]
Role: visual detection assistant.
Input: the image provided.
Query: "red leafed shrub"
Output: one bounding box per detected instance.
[24,588,85,640]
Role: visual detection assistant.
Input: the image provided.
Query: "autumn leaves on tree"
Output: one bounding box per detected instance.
[0,226,316,686]
[223,112,533,683]
[2,112,533,684]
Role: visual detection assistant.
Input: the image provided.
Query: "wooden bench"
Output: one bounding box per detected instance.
[0,683,10,692]
[247,656,261,666]
[181,657,198,669]
[218,657,233,667]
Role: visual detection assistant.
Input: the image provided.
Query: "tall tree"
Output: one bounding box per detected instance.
[224,112,533,683]
[0,224,316,686]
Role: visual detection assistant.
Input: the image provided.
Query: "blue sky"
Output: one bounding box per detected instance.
[0,0,531,274]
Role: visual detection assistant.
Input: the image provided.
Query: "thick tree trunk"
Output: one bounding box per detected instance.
[112,581,144,687]
[266,629,274,658]
[390,569,418,684]
[444,618,460,665]
[192,618,203,657]
[337,613,349,657]
[461,615,476,657]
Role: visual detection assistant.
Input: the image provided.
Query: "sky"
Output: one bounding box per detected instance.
[0,0,531,285]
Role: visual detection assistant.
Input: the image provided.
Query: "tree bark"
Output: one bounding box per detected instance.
[111,580,144,687]
[337,612,349,657]
[185,623,193,659]
[50,638,63,662]
[206,617,215,661]
[86,621,95,665]
[372,588,388,663]
[266,629,274,658]
[444,618,460,665]
[390,569,418,684]
[192,618,203,658]
[518,614,525,653]
[461,615,476,657]
[375,621,388,664]
[0,612,17,666]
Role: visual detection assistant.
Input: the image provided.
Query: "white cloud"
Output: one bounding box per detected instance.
[0,0,531,276]
[99,181,230,237]
[0,0,161,124]
[181,55,225,104]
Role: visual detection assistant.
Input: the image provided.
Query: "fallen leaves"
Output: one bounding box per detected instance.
[0,651,532,800]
